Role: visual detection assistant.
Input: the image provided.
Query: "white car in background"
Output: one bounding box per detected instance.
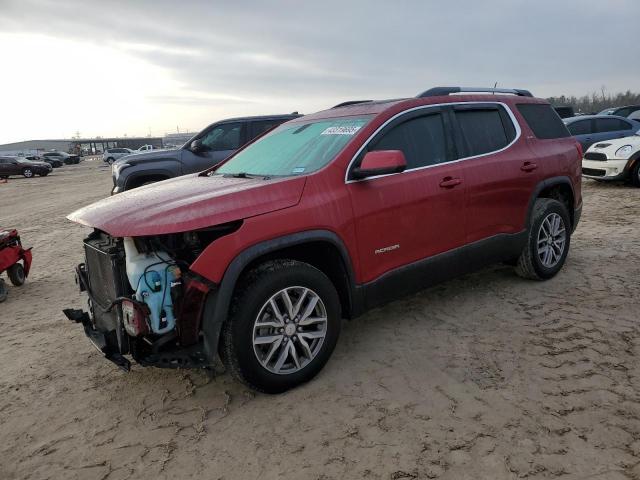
[582,129,640,187]
[103,148,134,164]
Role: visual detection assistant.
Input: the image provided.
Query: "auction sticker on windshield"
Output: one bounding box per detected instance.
[321,126,362,135]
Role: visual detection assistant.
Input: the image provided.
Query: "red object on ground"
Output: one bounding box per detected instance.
[0,228,32,278]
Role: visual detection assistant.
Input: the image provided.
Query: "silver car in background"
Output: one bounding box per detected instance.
[103,148,134,164]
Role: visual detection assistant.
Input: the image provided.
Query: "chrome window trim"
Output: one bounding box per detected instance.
[344,101,522,184]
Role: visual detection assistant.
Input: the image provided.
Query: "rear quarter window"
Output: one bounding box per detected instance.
[517,104,571,139]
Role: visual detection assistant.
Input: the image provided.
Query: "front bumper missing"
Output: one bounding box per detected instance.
[63,308,131,371]
[66,231,217,371]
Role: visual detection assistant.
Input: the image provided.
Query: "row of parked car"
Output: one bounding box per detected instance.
[553,104,640,187]
[102,144,156,164]
[0,151,83,179]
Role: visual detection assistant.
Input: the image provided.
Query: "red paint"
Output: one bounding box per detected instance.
[69,94,582,286]
[358,150,406,172]
[176,275,211,346]
[68,174,306,237]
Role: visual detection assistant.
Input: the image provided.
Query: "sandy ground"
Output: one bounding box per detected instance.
[1,160,639,480]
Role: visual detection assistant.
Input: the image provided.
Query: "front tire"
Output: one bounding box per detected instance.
[631,161,640,188]
[221,260,341,393]
[515,198,571,280]
[22,168,33,178]
[7,262,25,286]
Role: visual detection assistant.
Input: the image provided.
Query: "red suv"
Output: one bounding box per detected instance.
[65,87,582,393]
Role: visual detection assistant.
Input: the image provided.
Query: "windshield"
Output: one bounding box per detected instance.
[215,115,373,177]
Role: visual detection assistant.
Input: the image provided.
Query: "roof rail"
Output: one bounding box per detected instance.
[331,100,373,109]
[417,87,533,98]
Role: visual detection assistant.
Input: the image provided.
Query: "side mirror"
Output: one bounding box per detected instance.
[190,139,205,153]
[352,150,407,179]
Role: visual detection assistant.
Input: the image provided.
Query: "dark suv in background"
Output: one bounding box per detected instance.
[43,151,80,165]
[111,113,300,193]
[599,105,640,117]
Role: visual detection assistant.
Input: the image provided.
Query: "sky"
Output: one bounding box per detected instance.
[0,0,638,145]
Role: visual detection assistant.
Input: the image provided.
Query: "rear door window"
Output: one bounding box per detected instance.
[368,113,448,169]
[454,106,515,157]
[595,118,631,132]
[516,104,571,139]
[567,120,592,135]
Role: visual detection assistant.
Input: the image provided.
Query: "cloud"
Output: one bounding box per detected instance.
[1,0,639,142]
[3,0,637,96]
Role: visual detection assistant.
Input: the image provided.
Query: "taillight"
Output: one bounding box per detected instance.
[576,142,583,159]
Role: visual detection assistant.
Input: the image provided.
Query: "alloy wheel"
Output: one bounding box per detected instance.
[252,286,328,375]
[537,212,566,268]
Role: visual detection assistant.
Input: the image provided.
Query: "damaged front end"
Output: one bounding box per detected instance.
[64,225,237,371]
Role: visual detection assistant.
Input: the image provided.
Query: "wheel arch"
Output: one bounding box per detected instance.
[201,230,360,362]
[527,176,576,230]
[625,151,640,172]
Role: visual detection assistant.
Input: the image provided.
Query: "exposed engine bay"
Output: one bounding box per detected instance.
[63,224,239,370]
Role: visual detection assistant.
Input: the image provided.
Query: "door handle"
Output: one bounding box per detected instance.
[439,177,462,188]
[521,162,538,172]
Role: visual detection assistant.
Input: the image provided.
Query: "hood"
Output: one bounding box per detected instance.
[119,149,179,164]
[587,134,640,155]
[68,173,306,237]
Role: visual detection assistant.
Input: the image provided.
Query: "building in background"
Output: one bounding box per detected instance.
[0,137,164,156]
[163,132,197,149]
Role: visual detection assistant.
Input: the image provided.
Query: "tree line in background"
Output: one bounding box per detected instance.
[546,88,640,114]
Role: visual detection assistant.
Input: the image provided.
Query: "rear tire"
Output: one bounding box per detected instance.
[515,198,571,280]
[0,279,7,303]
[221,259,341,393]
[8,262,26,286]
